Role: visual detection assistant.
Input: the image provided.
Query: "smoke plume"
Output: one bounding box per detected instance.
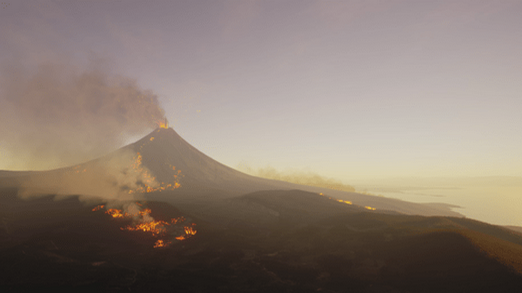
[0,60,165,170]
[17,149,157,202]
[238,164,356,192]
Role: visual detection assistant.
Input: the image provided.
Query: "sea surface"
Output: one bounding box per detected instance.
[352,177,522,227]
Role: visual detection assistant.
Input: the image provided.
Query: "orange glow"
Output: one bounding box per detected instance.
[92,205,105,211]
[171,216,185,224]
[337,199,353,205]
[126,151,182,194]
[92,205,196,248]
[154,239,171,248]
[364,206,376,211]
[150,137,155,141]
[184,225,197,236]
[101,205,154,219]
[156,118,169,129]
[122,220,170,236]
[177,224,197,241]
[105,208,129,218]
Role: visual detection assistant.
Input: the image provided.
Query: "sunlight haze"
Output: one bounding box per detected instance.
[1,1,521,225]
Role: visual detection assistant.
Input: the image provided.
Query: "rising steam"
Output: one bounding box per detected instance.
[238,164,356,192]
[0,60,165,171]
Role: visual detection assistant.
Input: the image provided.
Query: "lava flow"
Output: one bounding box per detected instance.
[92,203,197,248]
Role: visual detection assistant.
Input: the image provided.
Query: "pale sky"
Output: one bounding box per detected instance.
[1,0,521,181]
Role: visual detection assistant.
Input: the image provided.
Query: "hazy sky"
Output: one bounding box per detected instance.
[1,0,521,181]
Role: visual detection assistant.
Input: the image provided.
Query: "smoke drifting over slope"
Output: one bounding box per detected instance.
[0,60,165,170]
[238,164,356,192]
[17,149,156,203]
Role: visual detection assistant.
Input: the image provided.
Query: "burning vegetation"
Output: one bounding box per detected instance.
[92,203,197,248]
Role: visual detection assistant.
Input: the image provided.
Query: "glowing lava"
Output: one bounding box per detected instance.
[157,117,169,129]
[176,224,197,241]
[337,199,353,205]
[122,220,170,236]
[105,208,129,218]
[320,193,356,207]
[154,239,171,248]
[92,204,197,248]
[92,205,105,212]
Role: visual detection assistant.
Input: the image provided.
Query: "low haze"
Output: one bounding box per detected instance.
[1,1,521,225]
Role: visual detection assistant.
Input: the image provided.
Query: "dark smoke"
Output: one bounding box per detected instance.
[0,60,165,170]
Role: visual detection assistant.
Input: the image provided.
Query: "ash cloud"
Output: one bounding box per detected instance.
[238,164,356,192]
[0,59,165,171]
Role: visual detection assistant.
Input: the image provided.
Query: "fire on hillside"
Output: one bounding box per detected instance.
[92,203,197,248]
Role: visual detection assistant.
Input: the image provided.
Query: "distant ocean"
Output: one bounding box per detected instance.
[353,178,522,227]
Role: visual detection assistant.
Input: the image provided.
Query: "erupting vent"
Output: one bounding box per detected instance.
[157,117,169,129]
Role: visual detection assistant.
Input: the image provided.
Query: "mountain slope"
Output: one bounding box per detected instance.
[2,128,522,292]
[130,128,461,217]
[1,127,460,217]
[1,191,522,293]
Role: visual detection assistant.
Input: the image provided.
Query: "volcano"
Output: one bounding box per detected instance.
[11,126,458,217]
[136,128,464,216]
[128,127,294,196]
[2,127,522,292]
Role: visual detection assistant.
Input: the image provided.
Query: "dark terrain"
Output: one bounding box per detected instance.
[2,187,522,292]
[1,128,522,292]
